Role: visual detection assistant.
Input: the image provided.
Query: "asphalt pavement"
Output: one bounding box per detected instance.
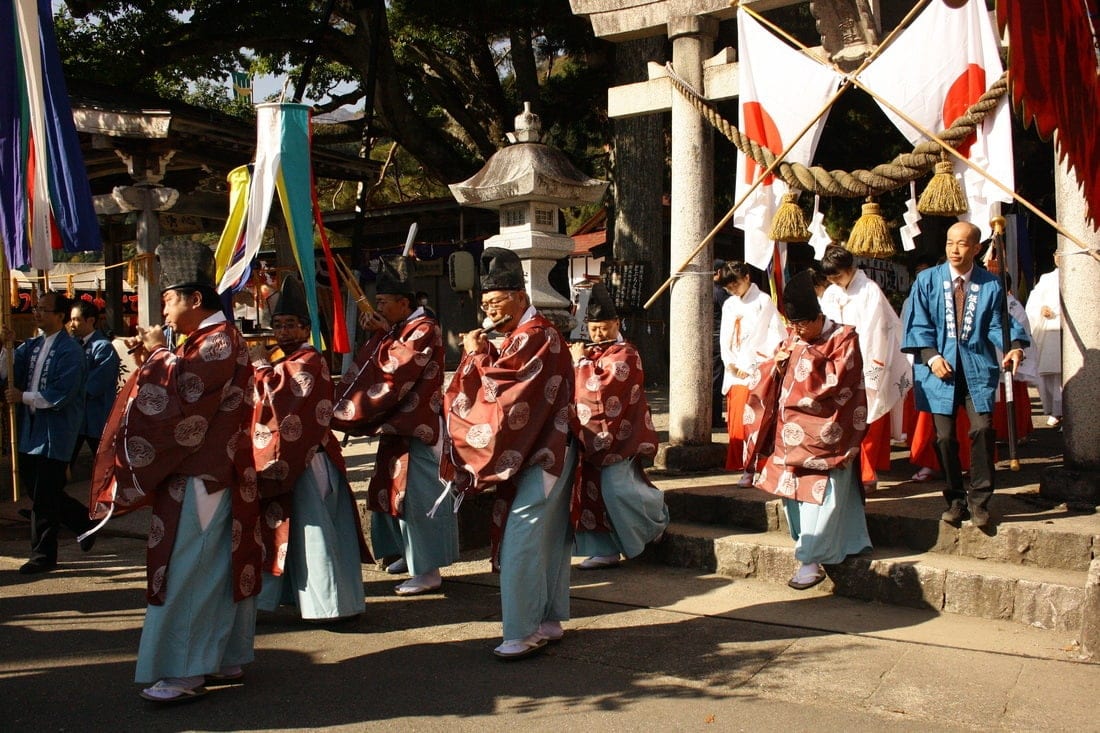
[1,388,1098,731]
[2,509,1097,732]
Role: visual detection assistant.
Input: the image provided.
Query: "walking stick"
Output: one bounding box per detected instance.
[990,216,1021,471]
[0,250,19,499]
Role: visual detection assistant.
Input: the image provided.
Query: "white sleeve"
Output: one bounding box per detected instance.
[718,299,737,369]
[21,390,54,409]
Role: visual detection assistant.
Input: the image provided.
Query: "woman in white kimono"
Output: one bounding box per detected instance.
[820,246,911,493]
[714,261,785,485]
[1025,258,1062,426]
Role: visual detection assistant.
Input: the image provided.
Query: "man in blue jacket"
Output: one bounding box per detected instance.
[66,300,120,466]
[903,222,1028,529]
[2,291,90,573]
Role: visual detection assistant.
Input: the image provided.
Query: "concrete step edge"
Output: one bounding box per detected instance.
[658,486,1098,573]
[648,521,1088,632]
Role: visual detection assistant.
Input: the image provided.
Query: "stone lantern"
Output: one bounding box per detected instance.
[449,102,608,332]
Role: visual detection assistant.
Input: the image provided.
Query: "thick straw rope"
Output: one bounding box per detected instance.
[664,62,1008,199]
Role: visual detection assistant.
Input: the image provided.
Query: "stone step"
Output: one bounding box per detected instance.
[646,521,1089,632]
[657,480,1099,573]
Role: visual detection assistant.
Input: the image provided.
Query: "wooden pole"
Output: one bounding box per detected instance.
[0,249,20,500]
[991,216,1021,471]
[645,0,932,309]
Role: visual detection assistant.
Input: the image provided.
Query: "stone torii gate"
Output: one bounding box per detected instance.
[575,0,1100,519]
[92,150,179,329]
[570,0,814,469]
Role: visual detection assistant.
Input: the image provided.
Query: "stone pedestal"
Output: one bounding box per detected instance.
[1040,150,1100,505]
[1082,559,1100,659]
[1039,465,1100,508]
[655,442,728,473]
[484,227,575,333]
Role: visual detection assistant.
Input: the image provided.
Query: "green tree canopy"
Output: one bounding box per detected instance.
[55,0,612,189]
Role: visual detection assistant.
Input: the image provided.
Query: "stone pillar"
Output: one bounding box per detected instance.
[657,14,725,471]
[111,185,178,328]
[1040,152,1100,505]
[103,225,124,336]
[134,191,161,328]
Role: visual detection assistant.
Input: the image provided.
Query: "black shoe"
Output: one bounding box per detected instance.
[968,503,991,529]
[19,559,57,575]
[941,502,970,526]
[79,533,96,553]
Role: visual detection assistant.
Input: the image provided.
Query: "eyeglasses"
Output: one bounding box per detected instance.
[31,306,63,314]
[481,295,512,310]
[271,321,305,331]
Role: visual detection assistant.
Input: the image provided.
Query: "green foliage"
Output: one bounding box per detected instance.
[540,55,611,181]
[52,0,611,192]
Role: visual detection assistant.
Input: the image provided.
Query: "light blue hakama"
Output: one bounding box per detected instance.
[135,479,256,683]
[783,462,872,565]
[369,438,459,576]
[499,444,578,642]
[369,513,402,560]
[574,458,669,559]
[257,453,366,619]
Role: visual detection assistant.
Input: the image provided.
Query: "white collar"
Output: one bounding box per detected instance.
[948,265,974,282]
[198,311,227,330]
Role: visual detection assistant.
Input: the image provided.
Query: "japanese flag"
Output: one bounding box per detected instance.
[735,12,840,270]
[858,0,1013,238]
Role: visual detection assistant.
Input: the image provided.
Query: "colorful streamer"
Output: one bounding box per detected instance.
[215,103,347,353]
[1,0,102,271]
[213,165,252,285]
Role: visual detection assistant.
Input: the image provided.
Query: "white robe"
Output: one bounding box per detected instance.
[1005,293,1038,385]
[1025,270,1061,377]
[718,283,785,395]
[821,269,910,423]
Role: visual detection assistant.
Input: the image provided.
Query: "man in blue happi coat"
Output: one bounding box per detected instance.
[2,291,90,573]
[66,300,120,466]
[903,222,1028,529]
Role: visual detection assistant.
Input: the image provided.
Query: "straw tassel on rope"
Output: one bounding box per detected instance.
[769,191,811,242]
[917,158,969,216]
[846,198,895,258]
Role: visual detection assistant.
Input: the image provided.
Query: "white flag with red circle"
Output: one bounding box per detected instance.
[857,0,1013,237]
[735,11,841,270]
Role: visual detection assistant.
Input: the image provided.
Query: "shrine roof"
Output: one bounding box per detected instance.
[67,81,377,197]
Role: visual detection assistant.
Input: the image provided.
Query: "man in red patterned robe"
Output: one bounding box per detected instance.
[89,241,261,703]
[569,283,668,569]
[332,256,456,596]
[441,247,576,659]
[250,276,369,620]
[743,270,872,591]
